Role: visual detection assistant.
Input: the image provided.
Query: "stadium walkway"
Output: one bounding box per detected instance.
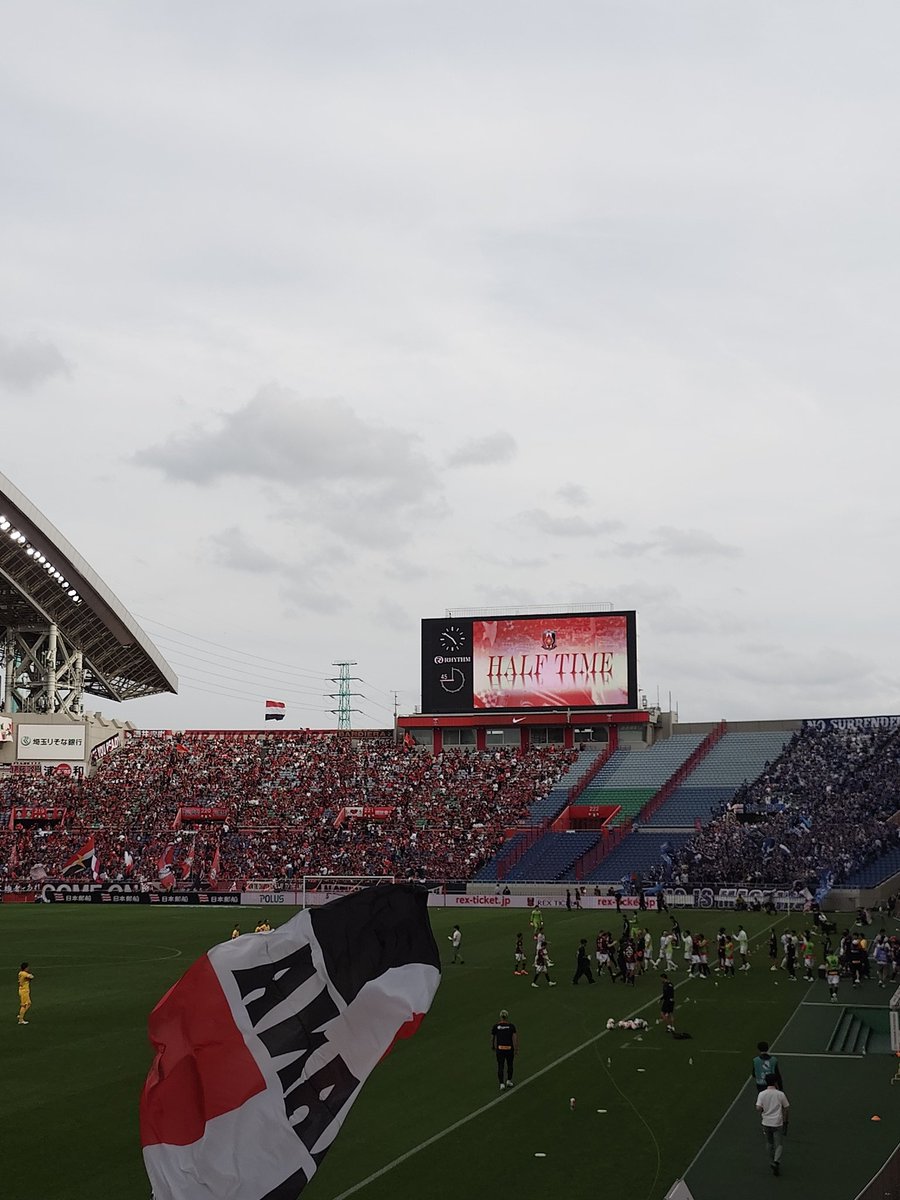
[679,989,899,1200]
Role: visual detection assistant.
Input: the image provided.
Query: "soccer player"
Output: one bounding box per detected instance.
[825,949,841,1001]
[659,929,676,971]
[597,931,617,981]
[784,934,798,981]
[682,928,693,971]
[514,932,527,975]
[643,928,654,971]
[17,962,33,1025]
[735,924,750,971]
[530,905,543,938]
[231,924,240,940]
[769,930,779,971]
[660,973,676,1033]
[697,933,710,978]
[874,938,890,988]
[573,939,595,985]
[802,931,817,982]
[532,944,557,987]
[716,927,727,972]
[449,925,464,964]
[623,941,637,987]
[491,1008,518,1090]
[536,929,554,966]
[723,936,736,977]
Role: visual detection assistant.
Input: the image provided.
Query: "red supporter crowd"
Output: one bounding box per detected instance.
[0,733,576,888]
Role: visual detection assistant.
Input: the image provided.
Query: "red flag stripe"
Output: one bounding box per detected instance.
[140,953,266,1147]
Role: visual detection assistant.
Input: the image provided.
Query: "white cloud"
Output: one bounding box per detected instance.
[446,432,517,467]
[518,509,624,538]
[3,1,900,727]
[0,334,70,392]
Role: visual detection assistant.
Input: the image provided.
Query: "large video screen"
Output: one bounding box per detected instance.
[421,610,637,714]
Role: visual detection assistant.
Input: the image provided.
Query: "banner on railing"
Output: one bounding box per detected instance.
[803,715,900,733]
[662,886,807,910]
[10,806,67,825]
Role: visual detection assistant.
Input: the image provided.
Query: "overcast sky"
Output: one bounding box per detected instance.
[2,1,899,730]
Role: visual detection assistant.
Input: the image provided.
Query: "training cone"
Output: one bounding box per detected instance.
[871,1115,881,1122]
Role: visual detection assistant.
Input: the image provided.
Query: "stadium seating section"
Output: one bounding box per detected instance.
[0,735,576,886]
[2,722,900,893]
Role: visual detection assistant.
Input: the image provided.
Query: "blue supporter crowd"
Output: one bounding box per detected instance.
[670,726,900,887]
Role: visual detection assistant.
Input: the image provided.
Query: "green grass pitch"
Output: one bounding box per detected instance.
[2,904,898,1200]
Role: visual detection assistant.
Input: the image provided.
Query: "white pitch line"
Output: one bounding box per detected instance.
[664,916,793,1188]
[330,915,787,1200]
[802,1001,888,1009]
[777,1051,864,1059]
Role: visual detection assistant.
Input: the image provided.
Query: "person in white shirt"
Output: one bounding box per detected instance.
[735,925,750,971]
[448,925,464,964]
[682,929,692,969]
[659,931,676,970]
[755,1074,790,1176]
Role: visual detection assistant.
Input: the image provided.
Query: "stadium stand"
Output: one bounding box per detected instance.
[0,734,576,887]
[673,725,900,888]
[580,831,693,883]
[500,830,601,882]
[573,733,707,826]
[643,730,792,827]
[4,721,900,894]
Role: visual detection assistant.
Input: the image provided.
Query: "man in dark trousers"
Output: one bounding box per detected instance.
[573,938,595,985]
[491,1008,518,1091]
[660,973,676,1033]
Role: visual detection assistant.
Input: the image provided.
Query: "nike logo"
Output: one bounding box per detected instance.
[512,716,526,724]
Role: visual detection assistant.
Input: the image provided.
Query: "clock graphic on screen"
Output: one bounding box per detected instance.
[439,668,466,693]
[439,625,466,652]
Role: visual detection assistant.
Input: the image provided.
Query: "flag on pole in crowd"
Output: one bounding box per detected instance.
[140,884,441,1200]
[158,844,176,891]
[209,846,220,885]
[265,699,286,721]
[62,835,96,875]
[181,844,195,880]
[124,849,134,876]
[91,847,102,882]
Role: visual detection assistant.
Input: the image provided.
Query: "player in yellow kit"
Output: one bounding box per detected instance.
[18,962,34,1025]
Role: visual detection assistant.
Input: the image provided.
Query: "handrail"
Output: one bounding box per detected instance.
[571,722,727,881]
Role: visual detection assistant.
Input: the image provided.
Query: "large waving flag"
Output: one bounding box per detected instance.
[62,835,95,875]
[265,699,286,721]
[140,884,441,1200]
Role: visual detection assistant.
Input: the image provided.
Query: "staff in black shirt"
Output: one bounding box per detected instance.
[491,1009,519,1090]
[660,974,676,1033]
[573,938,595,985]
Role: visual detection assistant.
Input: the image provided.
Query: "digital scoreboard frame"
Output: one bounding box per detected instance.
[421,610,637,714]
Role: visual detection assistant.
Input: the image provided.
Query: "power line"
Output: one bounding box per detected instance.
[165,654,328,699]
[177,674,329,715]
[357,692,395,715]
[156,640,328,692]
[138,615,332,681]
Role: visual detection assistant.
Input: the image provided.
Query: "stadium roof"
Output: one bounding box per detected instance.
[0,470,177,702]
